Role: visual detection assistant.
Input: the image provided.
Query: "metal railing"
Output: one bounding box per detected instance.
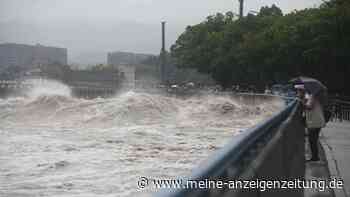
[156,95,304,197]
[329,99,350,122]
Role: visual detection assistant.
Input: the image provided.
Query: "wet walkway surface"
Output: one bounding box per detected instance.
[305,133,334,197]
[305,122,350,197]
[320,122,350,197]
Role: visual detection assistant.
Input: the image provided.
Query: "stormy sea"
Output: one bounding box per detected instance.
[0,80,283,197]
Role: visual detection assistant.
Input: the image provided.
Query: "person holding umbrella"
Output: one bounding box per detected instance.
[292,77,328,162]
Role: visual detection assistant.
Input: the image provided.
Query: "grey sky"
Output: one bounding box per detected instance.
[0,0,323,65]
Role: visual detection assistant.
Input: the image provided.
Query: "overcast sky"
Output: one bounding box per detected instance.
[0,0,323,65]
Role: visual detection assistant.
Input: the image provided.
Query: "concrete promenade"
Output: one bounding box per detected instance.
[319,122,350,197]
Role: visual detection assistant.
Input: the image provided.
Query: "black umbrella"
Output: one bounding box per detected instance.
[290,76,328,106]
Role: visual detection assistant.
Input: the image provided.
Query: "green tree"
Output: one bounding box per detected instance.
[171,1,350,94]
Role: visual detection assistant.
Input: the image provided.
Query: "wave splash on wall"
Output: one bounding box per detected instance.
[0,84,283,129]
[0,82,284,197]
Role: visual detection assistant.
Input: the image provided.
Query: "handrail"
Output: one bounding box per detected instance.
[331,99,350,105]
[156,97,299,196]
[330,98,350,121]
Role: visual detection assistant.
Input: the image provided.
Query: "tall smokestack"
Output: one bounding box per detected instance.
[161,21,166,53]
[160,21,166,83]
[238,0,244,18]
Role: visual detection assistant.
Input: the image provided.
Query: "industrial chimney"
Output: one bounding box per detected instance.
[238,0,244,18]
[161,21,166,54]
[160,21,166,83]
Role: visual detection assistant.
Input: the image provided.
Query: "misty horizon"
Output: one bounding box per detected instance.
[0,0,322,65]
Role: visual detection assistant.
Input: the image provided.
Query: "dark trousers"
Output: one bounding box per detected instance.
[308,128,321,159]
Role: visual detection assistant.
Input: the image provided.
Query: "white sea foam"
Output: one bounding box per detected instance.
[0,90,283,197]
[24,78,72,99]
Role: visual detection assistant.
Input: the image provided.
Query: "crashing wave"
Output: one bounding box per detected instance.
[0,91,283,128]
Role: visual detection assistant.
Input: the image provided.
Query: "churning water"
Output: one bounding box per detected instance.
[0,80,283,197]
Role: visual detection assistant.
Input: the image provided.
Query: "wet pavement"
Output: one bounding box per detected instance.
[305,122,350,197]
[320,122,350,197]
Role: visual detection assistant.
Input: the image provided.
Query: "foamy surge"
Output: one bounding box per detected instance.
[24,79,72,99]
[1,92,282,128]
[0,82,284,197]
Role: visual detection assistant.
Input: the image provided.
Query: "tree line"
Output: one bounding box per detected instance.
[170,0,350,95]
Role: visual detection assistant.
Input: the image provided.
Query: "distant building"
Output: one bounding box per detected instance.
[65,69,121,88]
[118,65,136,89]
[107,51,152,89]
[0,43,67,69]
[107,51,152,66]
